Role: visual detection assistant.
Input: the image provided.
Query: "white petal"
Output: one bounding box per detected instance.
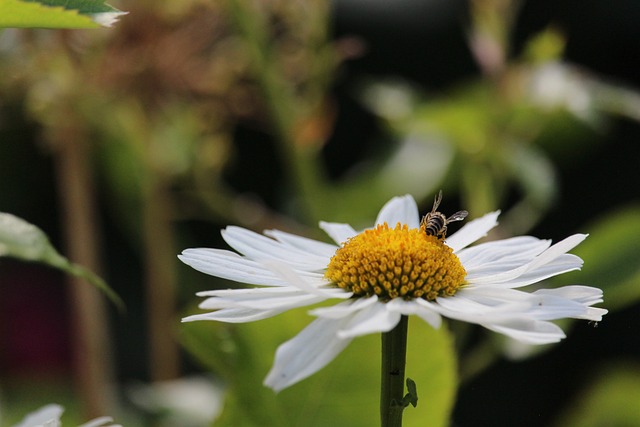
[427,296,527,321]
[467,234,586,286]
[79,417,120,427]
[337,301,402,338]
[264,229,337,258]
[387,298,442,329]
[418,282,603,343]
[511,293,596,320]
[577,307,608,321]
[179,249,291,286]
[416,292,534,325]
[222,227,327,270]
[264,317,353,391]
[446,211,500,252]
[198,288,327,311]
[13,404,63,427]
[182,307,285,323]
[534,285,603,304]
[484,255,584,288]
[522,234,587,273]
[482,319,566,344]
[375,195,420,228]
[319,221,358,245]
[311,296,378,319]
[457,236,551,272]
[263,261,352,299]
[449,285,532,308]
[436,286,588,321]
[534,286,608,320]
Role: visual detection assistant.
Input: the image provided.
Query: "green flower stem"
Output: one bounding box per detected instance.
[381,315,409,427]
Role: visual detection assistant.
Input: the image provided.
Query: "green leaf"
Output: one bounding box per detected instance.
[0,0,126,29]
[522,27,566,64]
[501,142,557,234]
[552,204,640,311]
[403,378,419,408]
[553,364,640,427]
[0,212,124,311]
[181,310,457,427]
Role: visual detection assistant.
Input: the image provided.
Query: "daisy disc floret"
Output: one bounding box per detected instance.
[325,223,466,301]
[180,195,607,392]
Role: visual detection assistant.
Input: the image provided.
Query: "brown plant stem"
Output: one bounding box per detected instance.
[142,144,181,382]
[51,124,114,418]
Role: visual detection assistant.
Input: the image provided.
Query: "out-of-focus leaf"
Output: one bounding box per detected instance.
[553,364,640,427]
[0,0,126,29]
[522,27,565,64]
[181,310,457,427]
[318,135,453,227]
[501,143,557,234]
[0,212,124,310]
[91,99,154,247]
[374,135,453,204]
[552,205,640,311]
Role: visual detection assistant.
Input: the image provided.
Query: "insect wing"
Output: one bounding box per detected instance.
[447,210,468,222]
[431,190,443,212]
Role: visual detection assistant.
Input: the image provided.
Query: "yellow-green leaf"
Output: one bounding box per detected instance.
[553,204,640,311]
[553,365,640,427]
[0,0,126,29]
[0,212,124,311]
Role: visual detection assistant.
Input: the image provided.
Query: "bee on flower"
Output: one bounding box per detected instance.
[420,190,468,239]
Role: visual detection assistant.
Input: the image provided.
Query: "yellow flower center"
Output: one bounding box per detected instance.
[325,223,467,301]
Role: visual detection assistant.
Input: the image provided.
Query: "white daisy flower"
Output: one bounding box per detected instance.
[180,195,607,392]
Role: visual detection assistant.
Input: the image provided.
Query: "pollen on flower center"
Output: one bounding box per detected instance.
[324,223,467,301]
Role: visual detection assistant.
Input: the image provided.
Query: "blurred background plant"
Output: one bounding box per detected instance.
[1,0,639,425]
